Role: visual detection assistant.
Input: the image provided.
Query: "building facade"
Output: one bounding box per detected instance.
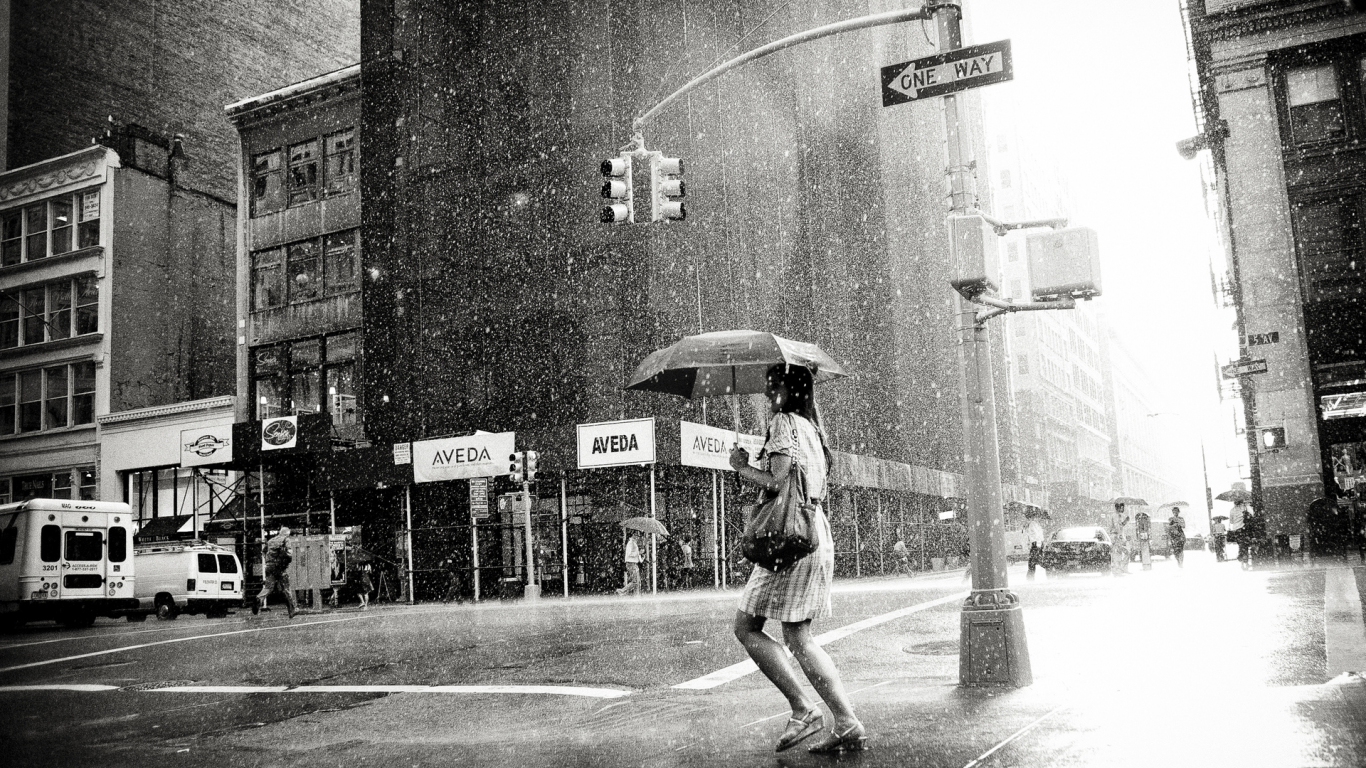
[1186,1,1366,541]
[0,145,236,504]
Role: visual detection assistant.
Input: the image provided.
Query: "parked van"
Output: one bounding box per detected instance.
[126,541,243,620]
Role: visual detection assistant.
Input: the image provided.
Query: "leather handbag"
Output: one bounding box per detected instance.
[741,463,819,573]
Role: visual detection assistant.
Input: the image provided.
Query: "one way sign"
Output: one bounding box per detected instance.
[881,40,1013,106]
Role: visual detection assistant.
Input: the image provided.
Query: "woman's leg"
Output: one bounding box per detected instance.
[733,611,816,715]
[781,620,860,731]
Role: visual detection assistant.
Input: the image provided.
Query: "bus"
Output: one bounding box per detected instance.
[0,498,137,628]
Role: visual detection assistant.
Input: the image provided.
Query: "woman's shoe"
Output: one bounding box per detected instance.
[807,723,868,754]
[775,709,824,752]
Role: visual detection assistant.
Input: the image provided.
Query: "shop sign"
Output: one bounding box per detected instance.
[679,420,762,471]
[261,416,298,451]
[412,432,515,484]
[577,418,655,469]
[180,425,232,467]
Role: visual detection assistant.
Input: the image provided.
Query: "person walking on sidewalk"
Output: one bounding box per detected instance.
[1025,518,1045,580]
[1167,509,1187,568]
[728,363,866,755]
[1108,504,1133,576]
[892,533,912,577]
[1211,517,1227,561]
[357,562,373,609]
[253,526,297,619]
[616,532,644,596]
[678,534,695,589]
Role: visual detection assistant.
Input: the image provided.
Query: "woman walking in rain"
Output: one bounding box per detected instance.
[728,363,866,754]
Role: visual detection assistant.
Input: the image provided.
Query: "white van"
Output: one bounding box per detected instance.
[126,541,243,620]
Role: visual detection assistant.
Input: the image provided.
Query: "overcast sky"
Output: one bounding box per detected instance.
[966,0,1246,504]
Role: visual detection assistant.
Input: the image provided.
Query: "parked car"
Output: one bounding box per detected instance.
[1039,526,1112,576]
[1185,534,1206,551]
[1004,530,1029,562]
[120,541,244,621]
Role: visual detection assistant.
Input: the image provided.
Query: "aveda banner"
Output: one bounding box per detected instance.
[412,432,516,484]
[679,421,762,471]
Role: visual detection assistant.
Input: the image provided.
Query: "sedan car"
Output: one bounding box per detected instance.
[1039,526,1112,576]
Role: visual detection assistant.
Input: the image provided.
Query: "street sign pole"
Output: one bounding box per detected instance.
[933,4,1032,687]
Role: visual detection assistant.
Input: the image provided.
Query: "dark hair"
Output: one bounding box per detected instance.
[766,363,818,423]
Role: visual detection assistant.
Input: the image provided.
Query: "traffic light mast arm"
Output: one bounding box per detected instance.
[632,5,937,133]
[971,293,1076,326]
[974,210,1068,237]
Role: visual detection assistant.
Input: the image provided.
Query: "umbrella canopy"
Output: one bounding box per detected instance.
[620,517,669,537]
[1157,501,1190,511]
[625,330,847,399]
[1110,497,1149,507]
[1212,516,1229,522]
[1215,489,1252,503]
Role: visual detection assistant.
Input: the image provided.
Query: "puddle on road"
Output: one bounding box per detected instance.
[902,640,959,656]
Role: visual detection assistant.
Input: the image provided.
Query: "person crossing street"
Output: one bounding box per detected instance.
[253,526,297,619]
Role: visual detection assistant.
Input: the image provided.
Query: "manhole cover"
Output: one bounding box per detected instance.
[903,640,958,656]
[121,680,197,691]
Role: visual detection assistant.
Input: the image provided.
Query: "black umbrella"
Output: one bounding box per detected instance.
[625,330,847,430]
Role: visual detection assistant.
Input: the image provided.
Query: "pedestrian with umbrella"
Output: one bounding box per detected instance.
[616,517,666,597]
[626,333,864,753]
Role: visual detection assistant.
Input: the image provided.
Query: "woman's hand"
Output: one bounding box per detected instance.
[729,446,750,471]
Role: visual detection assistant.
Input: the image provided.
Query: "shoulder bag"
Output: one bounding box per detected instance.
[741,462,819,573]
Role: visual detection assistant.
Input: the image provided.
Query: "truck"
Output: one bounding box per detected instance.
[124,541,244,621]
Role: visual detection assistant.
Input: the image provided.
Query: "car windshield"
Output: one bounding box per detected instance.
[1052,527,1108,543]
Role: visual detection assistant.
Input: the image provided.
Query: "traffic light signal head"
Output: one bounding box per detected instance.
[600,155,633,224]
[649,153,685,222]
[509,451,525,483]
[524,450,539,482]
[1025,227,1102,300]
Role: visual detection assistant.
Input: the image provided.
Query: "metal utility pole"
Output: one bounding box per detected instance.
[935,2,1033,687]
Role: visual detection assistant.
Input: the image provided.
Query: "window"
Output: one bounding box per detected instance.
[324,129,356,196]
[324,232,359,295]
[78,465,96,500]
[251,127,358,218]
[218,554,239,573]
[251,150,284,216]
[287,240,321,302]
[78,190,100,249]
[108,527,127,563]
[1286,64,1344,144]
[1006,242,1019,263]
[1293,198,1362,303]
[0,525,16,565]
[252,331,360,419]
[198,553,218,573]
[250,230,359,309]
[0,192,101,265]
[40,525,59,562]
[65,530,102,561]
[288,139,320,206]
[1017,354,1029,376]
[1000,169,1012,189]
[1,277,100,349]
[252,248,284,310]
[52,468,73,499]
[0,362,98,436]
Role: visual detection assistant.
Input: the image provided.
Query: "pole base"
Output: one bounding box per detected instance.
[959,592,1032,687]
[523,583,541,600]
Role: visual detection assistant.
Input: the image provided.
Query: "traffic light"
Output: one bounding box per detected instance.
[509,451,525,483]
[649,154,685,222]
[524,451,539,482]
[600,155,633,224]
[1258,426,1287,451]
[1025,227,1102,300]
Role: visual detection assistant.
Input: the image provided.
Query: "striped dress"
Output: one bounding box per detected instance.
[738,412,835,623]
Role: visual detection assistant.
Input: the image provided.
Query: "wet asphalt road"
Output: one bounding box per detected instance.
[1,551,1363,767]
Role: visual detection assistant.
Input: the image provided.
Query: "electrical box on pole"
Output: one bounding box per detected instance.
[1025,227,1102,300]
[948,214,1001,299]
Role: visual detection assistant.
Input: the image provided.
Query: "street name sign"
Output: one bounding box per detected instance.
[1221,358,1268,379]
[881,40,1013,107]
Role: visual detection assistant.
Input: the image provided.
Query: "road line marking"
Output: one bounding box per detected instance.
[673,592,966,690]
[740,680,893,728]
[1324,567,1366,678]
[0,683,630,698]
[961,703,1069,768]
[0,684,120,692]
[0,615,372,675]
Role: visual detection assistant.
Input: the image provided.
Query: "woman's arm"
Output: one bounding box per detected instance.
[729,447,791,492]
